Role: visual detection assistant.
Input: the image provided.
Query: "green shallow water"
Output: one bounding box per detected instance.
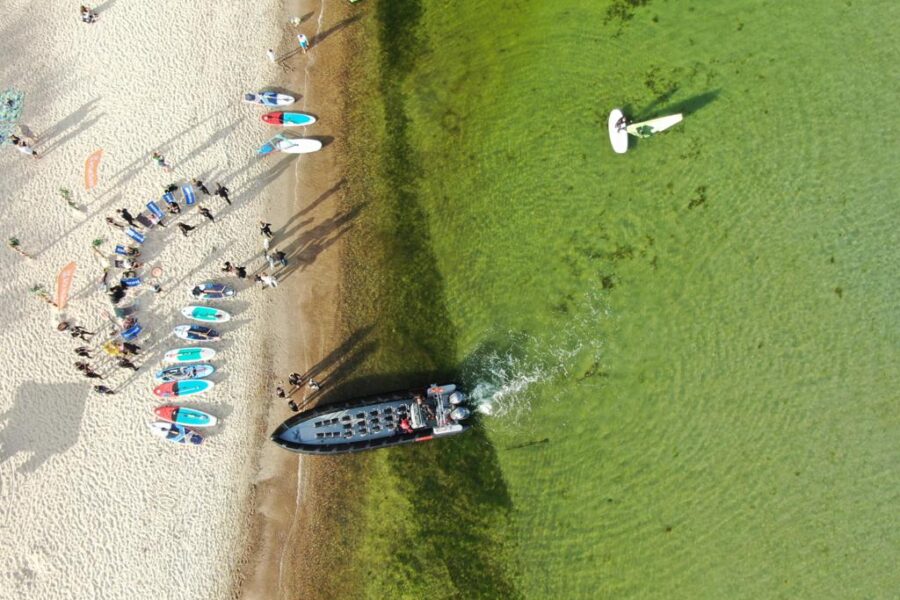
[331,0,900,597]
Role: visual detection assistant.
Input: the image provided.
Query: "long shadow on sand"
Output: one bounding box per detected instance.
[272,203,362,282]
[38,97,104,156]
[0,382,88,473]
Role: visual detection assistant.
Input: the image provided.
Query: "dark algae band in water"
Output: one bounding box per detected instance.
[309,0,900,598]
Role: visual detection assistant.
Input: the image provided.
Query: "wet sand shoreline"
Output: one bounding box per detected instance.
[235,0,363,597]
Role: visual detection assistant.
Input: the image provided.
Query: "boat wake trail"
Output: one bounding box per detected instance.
[463,292,609,426]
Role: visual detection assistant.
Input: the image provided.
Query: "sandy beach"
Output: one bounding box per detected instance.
[0,1,350,598]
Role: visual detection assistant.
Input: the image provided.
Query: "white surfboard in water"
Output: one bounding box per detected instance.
[625,113,683,138]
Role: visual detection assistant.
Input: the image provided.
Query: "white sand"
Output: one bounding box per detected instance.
[0,1,324,597]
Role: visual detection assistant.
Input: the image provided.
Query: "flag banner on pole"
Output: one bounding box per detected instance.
[84,149,103,190]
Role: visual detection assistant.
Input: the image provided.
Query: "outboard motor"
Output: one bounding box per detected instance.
[450,407,471,421]
[449,391,466,406]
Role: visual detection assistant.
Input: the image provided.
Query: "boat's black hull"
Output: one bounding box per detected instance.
[270,388,469,455]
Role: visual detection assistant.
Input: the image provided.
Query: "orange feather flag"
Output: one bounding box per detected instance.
[84,149,103,190]
[55,262,77,310]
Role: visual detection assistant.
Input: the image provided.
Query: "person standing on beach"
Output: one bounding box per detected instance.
[275,386,286,400]
[266,48,277,63]
[117,208,138,228]
[121,341,141,355]
[297,34,310,53]
[255,273,278,289]
[222,261,234,274]
[70,325,95,341]
[259,222,273,239]
[273,250,288,267]
[307,378,321,392]
[151,151,172,172]
[80,5,97,24]
[74,347,93,359]
[234,265,247,279]
[93,385,114,395]
[177,223,196,237]
[117,357,139,371]
[166,201,181,215]
[16,139,39,159]
[288,372,304,389]
[215,183,231,205]
[198,207,214,223]
[288,398,299,412]
[192,178,211,196]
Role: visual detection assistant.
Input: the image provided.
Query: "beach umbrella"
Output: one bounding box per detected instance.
[0,88,25,146]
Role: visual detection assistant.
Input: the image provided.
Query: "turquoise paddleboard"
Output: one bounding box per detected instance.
[155,405,218,428]
[164,347,217,363]
[181,306,231,323]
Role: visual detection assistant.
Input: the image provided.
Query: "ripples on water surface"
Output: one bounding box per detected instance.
[342,0,900,597]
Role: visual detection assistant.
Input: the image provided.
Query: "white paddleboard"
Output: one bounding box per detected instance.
[276,138,323,154]
[626,113,683,138]
[608,109,629,154]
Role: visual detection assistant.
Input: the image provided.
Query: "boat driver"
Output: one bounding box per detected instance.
[415,395,435,421]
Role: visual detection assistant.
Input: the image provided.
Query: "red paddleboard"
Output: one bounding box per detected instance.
[155,405,178,421]
[262,112,284,125]
[154,382,179,397]
[153,380,214,398]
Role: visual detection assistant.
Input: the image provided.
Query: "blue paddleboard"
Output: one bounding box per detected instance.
[147,201,165,219]
[182,184,196,206]
[122,323,142,341]
[125,228,145,244]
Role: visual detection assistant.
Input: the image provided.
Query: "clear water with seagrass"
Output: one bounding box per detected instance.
[329,1,899,597]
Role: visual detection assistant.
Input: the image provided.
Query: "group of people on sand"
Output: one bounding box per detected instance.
[80,5,98,24]
[86,148,238,394]
[218,221,291,290]
[57,320,143,395]
[275,372,321,412]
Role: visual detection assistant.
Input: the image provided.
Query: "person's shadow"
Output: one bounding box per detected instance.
[0,382,89,473]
